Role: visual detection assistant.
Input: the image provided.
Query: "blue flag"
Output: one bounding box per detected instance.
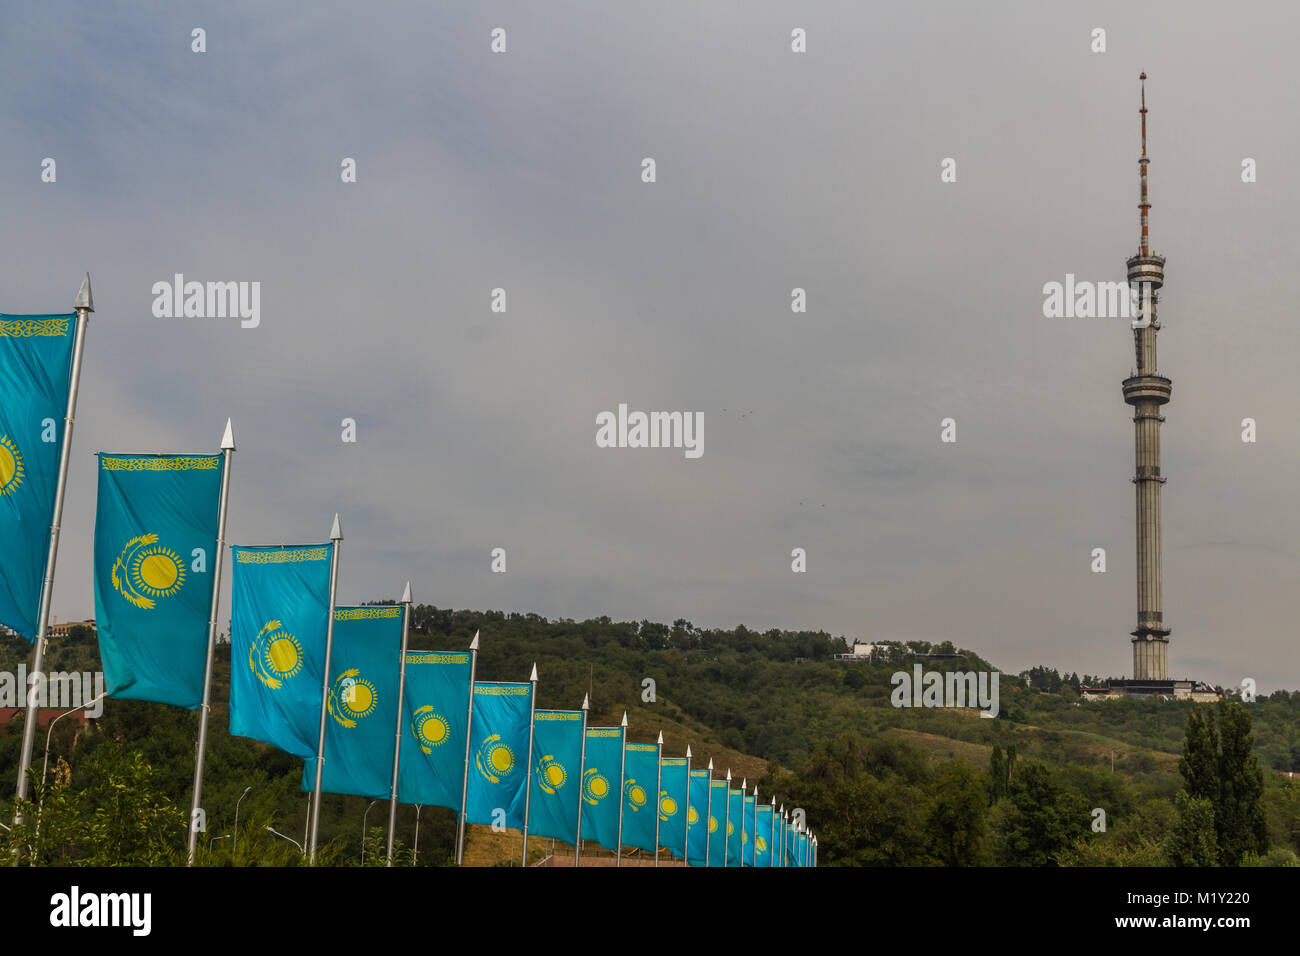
[397,650,473,810]
[707,779,727,867]
[527,710,584,843]
[755,804,773,866]
[465,681,533,828]
[658,757,688,860]
[687,769,709,866]
[726,788,742,866]
[229,543,334,758]
[621,742,659,854]
[580,726,624,853]
[92,453,223,707]
[0,312,77,640]
[301,606,403,798]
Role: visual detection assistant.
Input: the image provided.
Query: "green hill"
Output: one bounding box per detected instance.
[2,607,1298,866]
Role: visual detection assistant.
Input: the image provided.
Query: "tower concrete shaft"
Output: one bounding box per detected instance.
[1123,73,1171,680]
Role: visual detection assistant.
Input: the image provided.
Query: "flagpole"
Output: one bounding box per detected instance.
[683,745,692,866]
[186,418,236,865]
[704,758,713,868]
[455,630,479,865]
[12,275,93,845]
[615,711,627,867]
[307,513,343,864]
[768,796,775,868]
[520,662,538,867]
[574,694,588,868]
[750,783,758,868]
[653,731,663,868]
[723,768,731,869]
[779,806,784,868]
[743,780,754,868]
[385,582,412,866]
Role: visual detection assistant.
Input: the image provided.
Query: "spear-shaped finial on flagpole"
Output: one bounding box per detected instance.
[469,629,479,650]
[75,273,94,312]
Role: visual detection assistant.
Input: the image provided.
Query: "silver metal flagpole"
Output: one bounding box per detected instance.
[615,711,627,867]
[186,418,236,865]
[385,582,412,866]
[573,694,588,868]
[307,513,343,864]
[779,805,784,868]
[704,758,713,868]
[683,745,692,866]
[743,780,754,868]
[520,662,538,867]
[750,783,758,868]
[653,730,663,868]
[455,630,479,865]
[723,768,731,869]
[13,275,93,844]
[768,796,776,868]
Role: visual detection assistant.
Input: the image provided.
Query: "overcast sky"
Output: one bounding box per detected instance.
[3,1,1298,692]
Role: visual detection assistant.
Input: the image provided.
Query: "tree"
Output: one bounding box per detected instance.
[991,761,1087,866]
[926,762,990,865]
[1164,791,1218,866]
[987,744,1016,804]
[1177,701,1268,865]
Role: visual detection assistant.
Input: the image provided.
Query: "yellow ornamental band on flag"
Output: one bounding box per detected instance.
[626,743,657,752]
[587,729,621,738]
[406,652,470,665]
[100,455,220,471]
[662,758,687,766]
[473,684,530,696]
[334,607,401,621]
[235,547,330,564]
[0,317,70,337]
[534,712,582,722]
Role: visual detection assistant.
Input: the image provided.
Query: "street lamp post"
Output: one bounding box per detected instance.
[413,805,422,866]
[34,690,107,849]
[233,787,252,864]
[265,825,304,858]
[361,800,377,865]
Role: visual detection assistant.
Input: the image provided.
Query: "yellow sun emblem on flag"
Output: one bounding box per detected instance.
[757,836,768,852]
[727,821,734,836]
[111,533,186,610]
[475,734,515,784]
[624,779,648,811]
[412,706,449,754]
[329,669,377,728]
[708,815,718,833]
[250,619,303,689]
[0,436,24,496]
[659,791,678,822]
[536,755,568,794]
[582,768,610,805]
[687,806,700,825]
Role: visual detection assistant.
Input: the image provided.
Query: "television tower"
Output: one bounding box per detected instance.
[1122,73,1172,681]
